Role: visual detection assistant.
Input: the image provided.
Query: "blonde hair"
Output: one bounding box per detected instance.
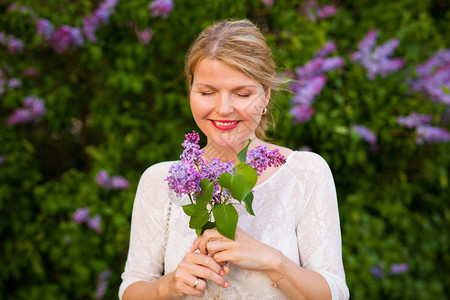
[185,19,285,140]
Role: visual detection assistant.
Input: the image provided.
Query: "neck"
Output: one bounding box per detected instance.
[203,138,259,163]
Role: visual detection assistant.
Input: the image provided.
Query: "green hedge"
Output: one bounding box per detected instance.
[0,0,448,299]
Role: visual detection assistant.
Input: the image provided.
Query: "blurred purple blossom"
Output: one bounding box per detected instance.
[96,170,129,190]
[290,50,344,123]
[390,263,409,275]
[352,30,405,80]
[83,16,100,43]
[316,41,337,58]
[50,26,81,53]
[149,0,175,18]
[411,50,450,105]
[0,32,24,54]
[6,96,46,125]
[397,112,432,128]
[110,176,130,189]
[88,214,102,234]
[299,146,311,152]
[0,155,6,165]
[95,8,110,25]
[262,0,274,7]
[37,19,54,41]
[416,125,450,145]
[72,207,90,224]
[95,268,112,298]
[370,266,384,278]
[7,4,35,15]
[8,78,21,89]
[351,125,378,149]
[22,68,40,77]
[316,5,337,19]
[136,28,153,45]
[291,105,315,123]
[82,0,118,43]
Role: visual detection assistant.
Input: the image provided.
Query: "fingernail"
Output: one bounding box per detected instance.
[224,282,229,288]
[220,270,225,276]
[190,245,194,252]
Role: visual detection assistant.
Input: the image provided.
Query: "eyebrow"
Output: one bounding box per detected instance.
[193,83,257,90]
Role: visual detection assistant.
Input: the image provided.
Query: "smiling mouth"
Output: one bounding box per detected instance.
[210,120,240,130]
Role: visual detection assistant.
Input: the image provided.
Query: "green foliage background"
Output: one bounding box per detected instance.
[0,0,449,299]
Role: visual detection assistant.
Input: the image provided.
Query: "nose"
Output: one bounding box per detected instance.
[216,93,234,116]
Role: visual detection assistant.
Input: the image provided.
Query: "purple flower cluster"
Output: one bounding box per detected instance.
[416,125,450,145]
[351,125,378,150]
[50,25,84,54]
[290,41,344,123]
[397,112,432,128]
[411,49,450,105]
[7,4,35,15]
[0,32,24,54]
[37,19,54,41]
[200,158,234,201]
[246,146,287,176]
[83,0,118,43]
[149,0,175,18]
[0,155,6,165]
[167,162,203,197]
[371,262,409,278]
[301,1,337,21]
[95,170,129,189]
[6,96,46,125]
[352,29,405,80]
[180,131,205,164]
[135,28,153,45]
[0,71,22,98]
[95,268,112,298]
[261,0,274,7]
[72,207,103,234]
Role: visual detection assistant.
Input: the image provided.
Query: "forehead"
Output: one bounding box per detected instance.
[193,59,260,87]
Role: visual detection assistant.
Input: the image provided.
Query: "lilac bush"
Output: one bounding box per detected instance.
[352,29,405,80]
[416,125,450,145]
[397,112,433,128]
[6,96,46,125]
[290,42,344,123]
[148,0,175,18]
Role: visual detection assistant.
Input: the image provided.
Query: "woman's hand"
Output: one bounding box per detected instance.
[191,227,281,273]
[169,252,229,298]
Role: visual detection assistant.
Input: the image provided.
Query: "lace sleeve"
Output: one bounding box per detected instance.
[295,153,350,300]
[118,162,171,299]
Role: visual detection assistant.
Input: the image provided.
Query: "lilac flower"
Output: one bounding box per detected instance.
[110,176,130,189]
[295,58,325,79]
[351,125,377,147]
[22,68,40,77]
[96,170,111,188]
[0,34,25,54]
[69,27,84,46]
[321,57,345,73]
[88,214,102,233]
[291,76,326,106]
[316,41,337,58]
[136,28,153,45]
[149,0,175,18]
[95,8,110,25]
[50,26,75,53]
[72,207,90,224]
[0,155,7,165]
[416,125,450,145]
[8,78,21,89]
[390,263,409,275]
[83,16,100,43]
[416,49,450,77]
[180,131,205,165]
[95,268,112,298]
[397,112,432,128]
[316,5,337,19]
[262,0,274,7]
[370,266,384,278]
[352,29,405,80]
[200,158,234,198]
[247,145,287,176]
[7,4,34,14]
[291,105,315,124]
[166,162,202,197]
[299,146,311,152]
[37,19,54,41]
[6,96,46,125]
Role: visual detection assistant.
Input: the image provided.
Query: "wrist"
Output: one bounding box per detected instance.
[265,249,287,287]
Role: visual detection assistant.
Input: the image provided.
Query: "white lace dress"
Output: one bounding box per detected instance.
[119,151,349,299]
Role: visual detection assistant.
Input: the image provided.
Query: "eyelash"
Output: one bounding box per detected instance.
[200,92,250,98]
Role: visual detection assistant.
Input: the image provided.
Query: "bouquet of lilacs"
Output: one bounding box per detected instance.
[166,131,286,240]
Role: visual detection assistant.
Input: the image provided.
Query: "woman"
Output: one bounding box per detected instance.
[119,19,349,299]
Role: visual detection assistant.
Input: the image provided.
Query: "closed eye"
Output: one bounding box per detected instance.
[237,94,251,98]
[201,92,215,96]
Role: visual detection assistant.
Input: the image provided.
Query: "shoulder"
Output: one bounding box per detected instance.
[138,161,177,188]
[285,151,334,180]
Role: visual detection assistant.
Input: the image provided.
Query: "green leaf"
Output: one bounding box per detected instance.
[182,204,200,216]
[189,209,210,229]
[196,178,214,205]
[212,204,238,240]
[243,192,255,216]
[195,221,216,236]
[218,173,246,200]
[235,163,258,195]
[237,139,252,163]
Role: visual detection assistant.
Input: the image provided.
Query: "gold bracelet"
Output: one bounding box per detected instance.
[271,251,287,288]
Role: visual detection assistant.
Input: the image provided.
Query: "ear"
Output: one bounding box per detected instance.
[264,88,271,107]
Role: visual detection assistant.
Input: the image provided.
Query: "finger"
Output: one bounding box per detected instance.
[189,261,229,288]
[212,250,234,264]
[185,252,226,277]
[206,239,233,256]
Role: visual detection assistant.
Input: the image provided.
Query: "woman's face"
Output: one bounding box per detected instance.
[189,59,270,154]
